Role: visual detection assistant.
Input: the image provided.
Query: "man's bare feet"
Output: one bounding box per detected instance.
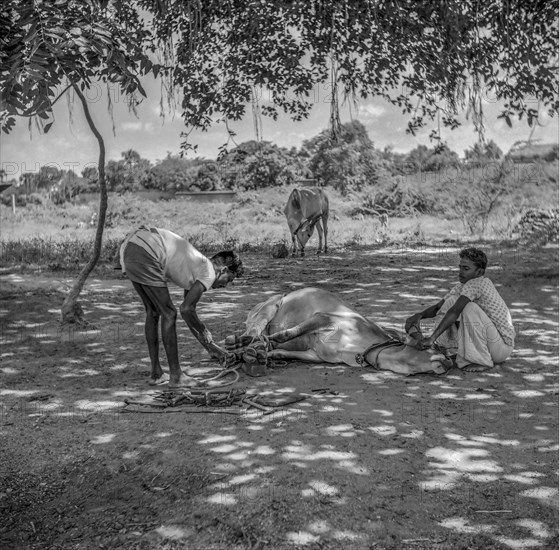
[462,363,492,372]
[148,372,170,386]
[168,372,202,388]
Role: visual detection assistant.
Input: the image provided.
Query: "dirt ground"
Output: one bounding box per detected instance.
[1,243,558,550]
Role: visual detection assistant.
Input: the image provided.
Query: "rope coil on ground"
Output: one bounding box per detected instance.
[195,365,242,387]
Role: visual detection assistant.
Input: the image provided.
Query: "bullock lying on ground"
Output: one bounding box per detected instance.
[284,188,329,256]
[225,288,449,376]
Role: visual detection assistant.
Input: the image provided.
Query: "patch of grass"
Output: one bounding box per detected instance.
[0,182,553,272]
[0,236,123,272]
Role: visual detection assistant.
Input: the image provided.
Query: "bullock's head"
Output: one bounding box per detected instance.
[294,216,320,248]
[210,251,244,288]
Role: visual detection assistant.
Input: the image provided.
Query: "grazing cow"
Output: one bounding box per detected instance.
[226,288,448,376]
[284,188,329,256]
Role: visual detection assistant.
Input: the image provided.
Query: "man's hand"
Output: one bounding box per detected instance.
[220,352,238,369]
[416,336,434,351]
[207,342,239,369]
[206,345,237,369]
[405,313,422,334]
[207,341,226,358]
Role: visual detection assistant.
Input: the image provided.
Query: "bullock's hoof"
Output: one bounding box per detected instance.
[242,342,268,366]
[224,335,237,350]
[240,334,257,347]
[225,334,248,351]
[242,347,258,363]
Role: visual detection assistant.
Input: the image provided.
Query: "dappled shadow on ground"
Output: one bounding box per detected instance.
[0,245,558,549]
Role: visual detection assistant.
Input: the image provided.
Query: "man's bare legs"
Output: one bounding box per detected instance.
[145,308,166,383]
[132,282,199,387]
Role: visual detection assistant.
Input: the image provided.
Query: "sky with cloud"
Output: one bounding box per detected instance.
[1,73,557,181]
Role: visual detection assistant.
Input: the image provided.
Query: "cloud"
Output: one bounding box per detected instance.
[120,121,155,133]
[121,121,143,132]
[357,104,385,119]
[3,76,557,173]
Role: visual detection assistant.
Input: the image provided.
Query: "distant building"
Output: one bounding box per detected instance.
[507,142,558,163]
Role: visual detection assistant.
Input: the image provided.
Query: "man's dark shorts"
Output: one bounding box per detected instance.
[123,242,167,287]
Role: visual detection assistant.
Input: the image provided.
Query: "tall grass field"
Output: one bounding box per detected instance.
[0,179,555,273]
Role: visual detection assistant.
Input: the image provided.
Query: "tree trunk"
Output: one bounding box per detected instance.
[60,86,107,324]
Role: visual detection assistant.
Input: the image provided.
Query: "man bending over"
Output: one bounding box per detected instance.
[118,226,244,387]
[405,247,514,373]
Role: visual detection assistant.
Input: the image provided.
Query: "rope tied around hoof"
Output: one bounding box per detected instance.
[223,333,272,375]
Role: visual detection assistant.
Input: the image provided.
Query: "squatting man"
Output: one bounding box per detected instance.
[116,226,244,388]
[405,247,515,373]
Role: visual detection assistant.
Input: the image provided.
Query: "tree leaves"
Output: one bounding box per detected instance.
[1,0,156,132]
[302,120,382,192]
[2,0,558,147]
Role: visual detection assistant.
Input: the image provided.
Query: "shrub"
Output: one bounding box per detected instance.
[367,179,436,217]
[516,209,559,245]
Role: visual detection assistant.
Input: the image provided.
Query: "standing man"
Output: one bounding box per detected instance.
[118,226,244,387]
[405,247,514,372]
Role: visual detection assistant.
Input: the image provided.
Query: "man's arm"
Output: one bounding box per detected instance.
[405,299,445,333]
[419,295,471,349]
[180,281,228,359]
